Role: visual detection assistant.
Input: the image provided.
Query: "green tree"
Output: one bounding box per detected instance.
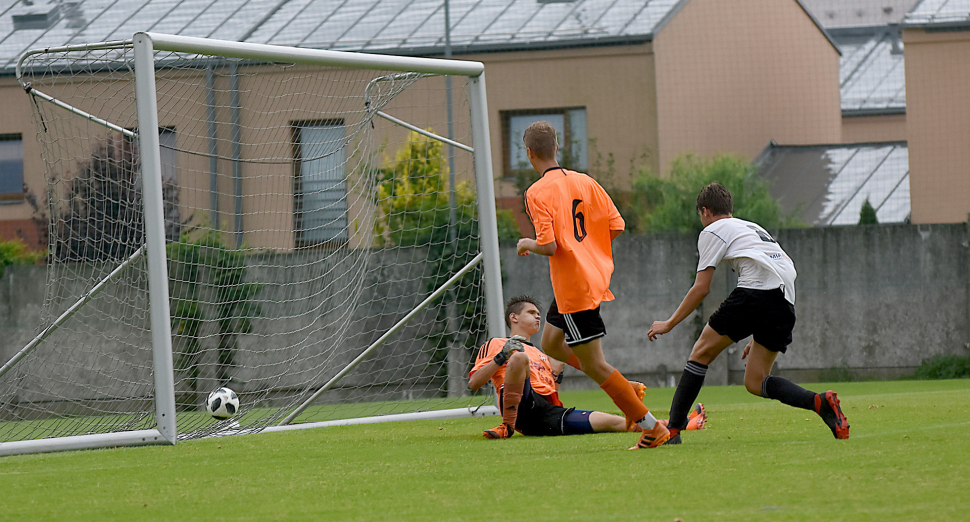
[627,153,801,233]
[373,131,517,380]
[859,197,879,225]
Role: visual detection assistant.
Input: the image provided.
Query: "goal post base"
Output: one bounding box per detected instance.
[0,429,174,457]
[260,405,499,435]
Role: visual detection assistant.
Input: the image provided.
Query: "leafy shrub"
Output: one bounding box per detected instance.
[906,354,970,380]
[621,153,802,234]
[0,239,45,278]
[373,131,517,379]
[168,229,261,408]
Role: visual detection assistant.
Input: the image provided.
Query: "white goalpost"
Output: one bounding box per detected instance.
[1,32,505,456]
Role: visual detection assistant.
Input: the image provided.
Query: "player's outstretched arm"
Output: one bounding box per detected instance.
[467,363,498,391]
[648,267,715,341]
[517,238,556,257]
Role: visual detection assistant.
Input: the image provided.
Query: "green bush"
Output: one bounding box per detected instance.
[621,153,802,234]
[818,366,861,383]
[167,229,262,408]
[372,131,517,379]
[906,354,970,380]
[0,239,44,278]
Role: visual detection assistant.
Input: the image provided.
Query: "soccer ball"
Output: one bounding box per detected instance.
[206,387,240,420]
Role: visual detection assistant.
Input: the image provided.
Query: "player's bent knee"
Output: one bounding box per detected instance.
[507,351,529,366]
[689,343,718,366]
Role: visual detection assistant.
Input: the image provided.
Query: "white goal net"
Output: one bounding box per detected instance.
[0,33,504,455]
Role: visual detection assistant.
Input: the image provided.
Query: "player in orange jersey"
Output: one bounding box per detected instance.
[515,121,670,449]
[468,295,707,439]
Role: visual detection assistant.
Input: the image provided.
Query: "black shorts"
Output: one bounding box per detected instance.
[708,287,796,353]
[545,299,607,347]
[501,380,594,436]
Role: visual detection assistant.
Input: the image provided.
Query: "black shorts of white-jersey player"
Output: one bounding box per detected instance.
[646,182,849,444]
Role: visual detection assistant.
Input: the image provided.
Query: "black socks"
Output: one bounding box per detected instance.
[761,375,816,411]
[669,361,708,431]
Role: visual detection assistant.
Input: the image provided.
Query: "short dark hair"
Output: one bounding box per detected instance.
[523,121,558,161]
[505,295,541,329]
[696,182,733,216]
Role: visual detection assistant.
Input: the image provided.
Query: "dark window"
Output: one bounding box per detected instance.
[293,120,347,246]
[0,134,24,203]
[502,108,587,178]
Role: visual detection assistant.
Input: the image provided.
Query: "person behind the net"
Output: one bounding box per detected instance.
[469,295,707,439]
[647,182,849,445]
[514,121,670,450]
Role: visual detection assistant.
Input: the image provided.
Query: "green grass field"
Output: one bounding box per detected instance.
[1,379,968,521]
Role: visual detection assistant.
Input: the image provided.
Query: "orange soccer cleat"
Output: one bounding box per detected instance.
[629,421,670,450]
[686,402,707,430]
[657,403,707,431]
[815,391,849,439]
[630,381,647,402]
[483,423,514,439]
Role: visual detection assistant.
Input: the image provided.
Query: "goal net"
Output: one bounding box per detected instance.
[1,33,504,455]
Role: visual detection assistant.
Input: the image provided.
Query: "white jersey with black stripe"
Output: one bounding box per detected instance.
[696,217,797,305]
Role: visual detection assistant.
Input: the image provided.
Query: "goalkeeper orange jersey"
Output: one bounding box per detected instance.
[524,167,624,314]
[469,338,561,406]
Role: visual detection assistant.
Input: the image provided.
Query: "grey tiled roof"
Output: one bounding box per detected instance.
[756,141,910,226]
[0,0,687,75]
[904,0,970,26]
[833,27,906,114]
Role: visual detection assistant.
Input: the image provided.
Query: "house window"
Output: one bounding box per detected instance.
[0,134,24,203]
[503,108,587,177]
[293,120,347,246]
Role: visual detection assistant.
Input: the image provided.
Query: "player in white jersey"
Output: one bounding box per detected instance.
[647,182,849,444]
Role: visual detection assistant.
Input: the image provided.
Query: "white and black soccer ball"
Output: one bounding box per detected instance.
[206,387,239,420]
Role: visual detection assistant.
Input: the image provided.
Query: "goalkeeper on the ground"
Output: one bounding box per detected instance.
[468,295,706,438]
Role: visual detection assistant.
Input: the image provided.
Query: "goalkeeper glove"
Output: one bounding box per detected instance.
[492,336,526,366]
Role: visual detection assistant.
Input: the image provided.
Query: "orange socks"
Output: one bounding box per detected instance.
[600,369,649,430]
[502,381,524,428]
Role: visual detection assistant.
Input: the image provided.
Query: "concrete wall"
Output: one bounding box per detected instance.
[0,247,459,417]
[501,223,970,389]
[1,223,968,408]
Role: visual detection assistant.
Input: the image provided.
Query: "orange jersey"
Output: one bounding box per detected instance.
[469,338,562,406]
[524,167,624,314]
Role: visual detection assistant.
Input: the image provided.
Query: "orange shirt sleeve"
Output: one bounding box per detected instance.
[525,188,557,246]
[469,338,508,390]
[469,339,498,379]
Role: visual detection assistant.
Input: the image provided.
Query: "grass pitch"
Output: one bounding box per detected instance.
[1,379,968,521]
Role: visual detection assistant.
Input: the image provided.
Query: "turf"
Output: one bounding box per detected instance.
[1,379,968,521]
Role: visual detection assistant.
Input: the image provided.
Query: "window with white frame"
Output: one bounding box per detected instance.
[503,108,587,177]
[0,134,24,203]
[293,120,347,246]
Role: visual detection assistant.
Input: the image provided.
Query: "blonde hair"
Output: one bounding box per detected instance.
[523,121,558,161]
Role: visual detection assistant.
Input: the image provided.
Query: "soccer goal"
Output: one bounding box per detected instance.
[1,33,505,456]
